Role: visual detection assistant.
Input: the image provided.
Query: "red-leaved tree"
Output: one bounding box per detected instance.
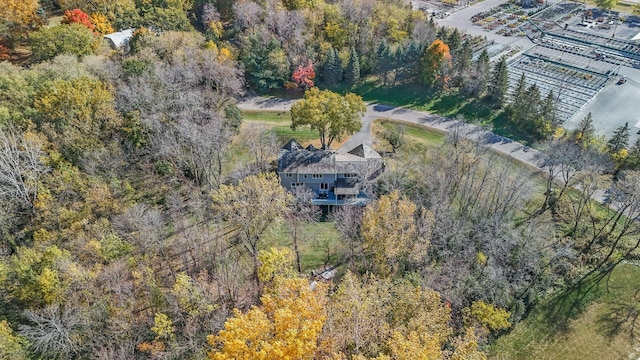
[62,9,95,32]
[0,44,10,61]
[292,60,315,90]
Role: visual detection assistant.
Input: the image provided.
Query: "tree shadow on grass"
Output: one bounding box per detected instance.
[490,112,538,146]
[538,274,605,335]
[597,287,640,340]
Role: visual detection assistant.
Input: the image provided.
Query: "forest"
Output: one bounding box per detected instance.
[1,0,640,359]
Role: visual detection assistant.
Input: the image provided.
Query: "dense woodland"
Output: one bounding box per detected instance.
[1,0,640,359]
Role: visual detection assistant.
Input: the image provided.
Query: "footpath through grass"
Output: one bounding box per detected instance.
[489,263,640,360]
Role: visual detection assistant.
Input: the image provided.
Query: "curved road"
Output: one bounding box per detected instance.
[238,96,545,170]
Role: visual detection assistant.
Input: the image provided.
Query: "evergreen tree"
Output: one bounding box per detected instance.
[534,90,557,139]
[344,47,360,85]
[489,57,509,107]
[573,112,595,145]
[323,47,342,86]
[607,122,630,154]
[524,83,541,124]
[455,41,473,74]
[625,136,640,170]
[403,41,422,78]
[508,73,528,125]
[475,49,491,98]
[452,40,472,87]
[393,45,405,84]
[375,40,391,86]
[447,28,463,62]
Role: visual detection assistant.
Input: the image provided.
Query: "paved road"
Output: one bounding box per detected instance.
[238,96,545,168]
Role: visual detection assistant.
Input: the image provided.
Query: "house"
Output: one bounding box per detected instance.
[104,29,134,50]
[277,139,384,206]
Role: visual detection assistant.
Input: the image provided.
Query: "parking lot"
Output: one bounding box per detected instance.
[434,0,640,141]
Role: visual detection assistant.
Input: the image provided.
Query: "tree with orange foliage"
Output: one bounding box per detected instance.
[62,9,95,33]
[420,39,453,89]
[292,60,316,90]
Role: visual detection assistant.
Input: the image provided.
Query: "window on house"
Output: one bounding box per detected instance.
[312,174,323,179]
[283,173,293,178]
[291,182,304,187]
[343,173,357,178]
[320,183,328,190]
[303,174,308,179]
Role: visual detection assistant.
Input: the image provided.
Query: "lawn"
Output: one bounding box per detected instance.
[262,220,344,273]
[489,263,640,360]
[372,119,446,153]
[241,110,346,148]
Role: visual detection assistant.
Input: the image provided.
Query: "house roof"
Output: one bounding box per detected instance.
[278,140,383,175]
[347,143,382,159]
[283,139,304,152]
[104,29,134,48]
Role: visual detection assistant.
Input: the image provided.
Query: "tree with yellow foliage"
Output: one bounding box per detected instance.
[0,320,29,360]
[361,191,430,277]
[0,0,43,40]
[208,277,328,360]
[324,272,486,359]
[90,13,114,35]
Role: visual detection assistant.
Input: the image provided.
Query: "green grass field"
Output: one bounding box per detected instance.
[489,263,640,360]
[372,119,446,153]
[262,220,344,273]
[242,110,320,144]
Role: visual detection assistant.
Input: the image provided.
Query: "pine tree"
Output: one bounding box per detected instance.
[344,47,360,85]
[393,45,404,84]
[475,49,490,97]
[323,47,342,86]
[625,136,640,170]
[524,83,542,126]
[375,40,391,86]
[509,73,528,125]
[573,112,595,145]
[607,122,630,154]
[489,57,509,107]
[535,90,557,139]
[453,41,473,86]
[455,41,473,74]
[447,28,463,62]
[403,41,422,78]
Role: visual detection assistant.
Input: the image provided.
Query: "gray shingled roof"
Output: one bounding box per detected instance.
[278,140,383,175]
[347,143,382,159]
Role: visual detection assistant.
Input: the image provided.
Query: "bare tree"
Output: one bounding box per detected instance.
[0,129,49,211]
[233,1,264,31]
[329,205,364,265]
[20,305,81,359]
[243,124,280,172]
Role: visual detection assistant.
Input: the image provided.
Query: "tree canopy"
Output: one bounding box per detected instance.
[290,88,365,149]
